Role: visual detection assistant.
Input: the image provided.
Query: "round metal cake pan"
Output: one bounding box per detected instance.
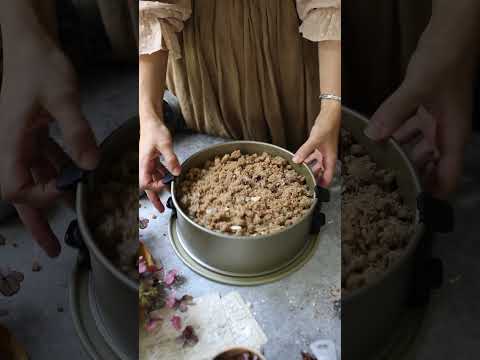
[74,118,139,359]
[69,259,122,360]
[168,214,320,286]
[341,107,425,360]
[170,141,320,276]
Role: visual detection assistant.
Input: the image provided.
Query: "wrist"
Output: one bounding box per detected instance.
[140,109,166,131]
[140,98,163,119]
[315,102,341,130]
[319,99,341,122]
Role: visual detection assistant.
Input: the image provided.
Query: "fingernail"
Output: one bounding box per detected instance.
[172,166,181,176]
[292,156,300,163]
[80,148,100,170]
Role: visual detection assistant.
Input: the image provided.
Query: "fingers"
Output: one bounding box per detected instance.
[140,153,167,190]
[1,151,61,207]
[304,152,320,166]
[293,140,317,164]
[365,84,419,141]
[44,91,99,170]
[319,153,337,188]
[431,155,460,199]
[393,115,422,144]
[145,190,165,213]
[410,137,440,170]
[15,204,61,258]
[139,152,167,212]
[158,144,181,176]
[312,162,324,181]
[43,137,71,173]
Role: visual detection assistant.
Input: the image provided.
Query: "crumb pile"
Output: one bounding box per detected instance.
[89,150,138,280]
[177,150,314,236]
[341,130,414,292]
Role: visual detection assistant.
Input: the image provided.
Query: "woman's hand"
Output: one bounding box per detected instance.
[364,22,475,198]
[139,111,181,213]
[363,0,480,198]
[293,102,341,187]
[0,20,99,257]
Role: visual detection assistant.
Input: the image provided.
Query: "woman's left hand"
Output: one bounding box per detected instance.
[293,102,341,187]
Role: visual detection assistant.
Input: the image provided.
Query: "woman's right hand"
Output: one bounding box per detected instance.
[139,111,181,212]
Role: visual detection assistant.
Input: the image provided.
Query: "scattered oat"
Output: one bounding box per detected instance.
[139,218,149,229]
[301,351,317,360]
[164,269,179,287]
[170,315,182,331]
[32,261,42,272]
[0,269,24,297]
[176,325,199,347]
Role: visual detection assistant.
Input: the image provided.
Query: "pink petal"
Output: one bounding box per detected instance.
[145,318,162,332]
[170,315,182,331]
[138,260,147,274]
[165,293,177,309]
[164,269,178,286]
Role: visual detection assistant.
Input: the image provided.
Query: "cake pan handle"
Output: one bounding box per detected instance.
[65,219,91,266]
[161,170,175,185]
[410,257,444,306]
[315,185,330,202]
[166,196,177,215]
[56,163,89,192]
[310,186,329,234]
[417,192,454,233]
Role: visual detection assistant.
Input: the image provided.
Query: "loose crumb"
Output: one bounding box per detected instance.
[341,130,414,293]
[32,261,42,272]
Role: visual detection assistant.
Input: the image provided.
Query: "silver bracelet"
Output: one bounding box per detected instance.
[319,94,341,102]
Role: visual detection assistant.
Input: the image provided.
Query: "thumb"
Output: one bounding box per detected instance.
[365,83,420,141]
[293,139,316,164]
[158,144,181,176]
[44,92,100,170]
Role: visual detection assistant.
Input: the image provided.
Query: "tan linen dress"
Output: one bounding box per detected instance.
[342,0,431,115]
[140,0,340,151]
